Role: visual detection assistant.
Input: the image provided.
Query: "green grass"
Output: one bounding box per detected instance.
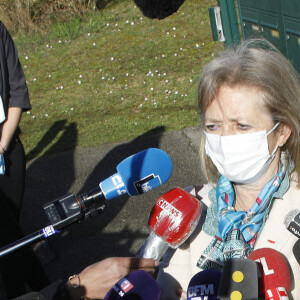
[13,0,223,160]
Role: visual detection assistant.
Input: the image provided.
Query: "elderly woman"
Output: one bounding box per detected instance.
[157,39,300,299]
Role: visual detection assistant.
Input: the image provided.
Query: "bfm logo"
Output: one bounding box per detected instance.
[188,284,214,300]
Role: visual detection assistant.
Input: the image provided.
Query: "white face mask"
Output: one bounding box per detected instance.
[204,123,280,184]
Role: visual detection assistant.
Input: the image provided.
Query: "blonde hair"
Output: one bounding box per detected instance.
[197,39,300,185]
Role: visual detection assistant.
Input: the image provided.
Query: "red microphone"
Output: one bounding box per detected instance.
[137,187,203,260]
[248,248,291,300]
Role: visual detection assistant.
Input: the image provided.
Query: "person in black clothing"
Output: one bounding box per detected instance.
[0,21,49,299]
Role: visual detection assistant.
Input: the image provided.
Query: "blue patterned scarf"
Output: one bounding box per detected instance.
[197,155,288,270]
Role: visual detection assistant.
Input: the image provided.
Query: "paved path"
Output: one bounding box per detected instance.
[19,126,204,283]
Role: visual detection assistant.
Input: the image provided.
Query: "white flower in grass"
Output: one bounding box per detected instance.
[48,75,52,78]
[60,86,64,89]
[174,53,177,56]
[111,57,114,61]
[58,40,62,43]
[70,108,74,111]
[109,91,112,94]
[196,44,199,48]
[121,97,124,101]
[27,111,30,114]
[165,80,169,83]
[78,80,82,84]
[175,91,178,95]
[173,35,176,38]
[189,79,193,83]
[144,97,148,101]
[79,74,82,78]
[139,104,143,108]
[162,54,165,58]
[102,77,105,80]
[25,56,29,60]
[173,27,176,30]
[93,43,96,46]
[163,73,166,76]
[166,32,169,35]
[45,113,49,117]
[126,73,129,77]
[126,20,129,24]
[150,87,154,91]
[131,22,134,25]
[88,33,91,37]
[33,78,37,81]
[106,23,109,26]
[32,116,36,119]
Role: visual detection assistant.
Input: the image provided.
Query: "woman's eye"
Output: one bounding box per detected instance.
[205,124,218,131]
[238,124,250,130]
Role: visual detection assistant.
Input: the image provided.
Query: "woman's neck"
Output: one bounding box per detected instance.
[233,152,280,212]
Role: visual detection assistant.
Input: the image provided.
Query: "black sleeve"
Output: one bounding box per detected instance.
[0,21,31,111]
[12,280,72,300]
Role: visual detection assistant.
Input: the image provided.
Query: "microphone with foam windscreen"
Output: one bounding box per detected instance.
[0,148,172,257]
[187,269,221,300]
[248,248,291,300]
[134,0,186,19]
[217,258,258,300]
[137,187,203,260]
[103,270,161,300]
[284,209,300,239]
[293,239,300,265]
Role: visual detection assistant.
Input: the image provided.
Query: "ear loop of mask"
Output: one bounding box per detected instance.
[267,122,280,156]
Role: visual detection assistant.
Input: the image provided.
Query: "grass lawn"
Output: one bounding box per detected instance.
[13,0,223,160]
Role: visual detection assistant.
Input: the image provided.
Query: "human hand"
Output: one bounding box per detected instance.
[66,257,159,299]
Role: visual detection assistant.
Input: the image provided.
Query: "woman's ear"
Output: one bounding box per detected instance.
[278,124,292,147]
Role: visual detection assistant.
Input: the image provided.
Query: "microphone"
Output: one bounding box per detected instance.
[137,187,203,260]
[103,270,161,300]
[187,269,221,300]
[284,209,300,239]
[134,0,186,19]
[0,148,172,257]
[217,258,258,300]
[248,248,291,299]
[293,239,300,265]
[44,148,173,228]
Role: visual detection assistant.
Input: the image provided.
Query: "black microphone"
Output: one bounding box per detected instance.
[293,239,300,265]
[284,209,300,238]
[217,258,258,300]
[134,0,186,19]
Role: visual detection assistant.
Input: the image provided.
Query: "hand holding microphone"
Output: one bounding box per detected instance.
[137,187,203,260]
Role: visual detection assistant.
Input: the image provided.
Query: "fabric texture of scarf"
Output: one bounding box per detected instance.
[197,153,288,270]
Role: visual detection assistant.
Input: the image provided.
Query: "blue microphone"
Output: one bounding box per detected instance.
[100,148,173,199]
[0,148,173,257]
[104,270,161,300]
[187,269,222,300]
